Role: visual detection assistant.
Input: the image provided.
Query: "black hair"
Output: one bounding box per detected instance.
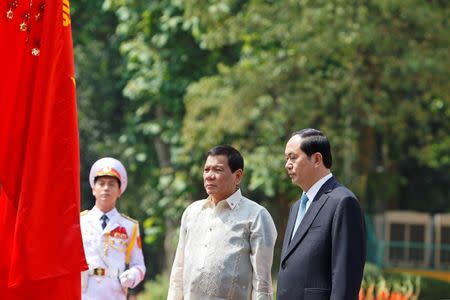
[206,145,244,173]
[291,128,332,168]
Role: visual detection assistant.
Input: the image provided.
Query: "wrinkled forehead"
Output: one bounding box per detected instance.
[204,154,230,168]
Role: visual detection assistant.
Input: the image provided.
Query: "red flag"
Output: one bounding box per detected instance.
[0,0,88,298]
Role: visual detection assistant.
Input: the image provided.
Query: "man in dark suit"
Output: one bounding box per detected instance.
[277,128,366,300]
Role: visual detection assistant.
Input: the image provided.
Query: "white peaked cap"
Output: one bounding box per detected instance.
[89,157,128,194]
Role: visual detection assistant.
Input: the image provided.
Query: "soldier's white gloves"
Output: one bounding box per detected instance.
[119,269,139,288]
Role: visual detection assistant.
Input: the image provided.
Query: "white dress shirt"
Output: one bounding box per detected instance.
[304,173,333,213]
[290,173,333,239]
[168,189,277,300]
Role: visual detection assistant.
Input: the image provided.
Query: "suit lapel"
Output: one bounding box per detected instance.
[285,192,329,255]
[282,177,337,261]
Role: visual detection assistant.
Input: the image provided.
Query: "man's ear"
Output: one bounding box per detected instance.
[312,152,323,166]
[235,169,243,185]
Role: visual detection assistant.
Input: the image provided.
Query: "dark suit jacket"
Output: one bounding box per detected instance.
[277,177,366,300]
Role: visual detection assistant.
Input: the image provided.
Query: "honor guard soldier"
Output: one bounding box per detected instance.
[81,157,146,300]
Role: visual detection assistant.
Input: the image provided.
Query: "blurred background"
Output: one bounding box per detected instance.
[71,0,449,299]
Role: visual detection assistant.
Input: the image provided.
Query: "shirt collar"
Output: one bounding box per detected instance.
[305,173,333,202]
[91,205,118,220]
[203,189,242,210]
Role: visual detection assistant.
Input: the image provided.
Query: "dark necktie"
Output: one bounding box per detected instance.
[100,214,108,230]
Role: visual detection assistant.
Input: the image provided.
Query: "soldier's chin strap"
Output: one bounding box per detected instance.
[125,223,138,267]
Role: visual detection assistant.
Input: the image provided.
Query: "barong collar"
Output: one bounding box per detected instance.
[204,188,242,210]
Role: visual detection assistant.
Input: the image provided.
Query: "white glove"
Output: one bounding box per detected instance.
[119,269,138,288]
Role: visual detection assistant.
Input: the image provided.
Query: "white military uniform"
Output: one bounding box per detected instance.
[81,206,146,300]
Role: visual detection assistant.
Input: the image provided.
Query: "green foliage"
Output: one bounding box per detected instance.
[180,0,450,212]
[71,0,129,209]
[138,274,170,300]
[419,276,450,300]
